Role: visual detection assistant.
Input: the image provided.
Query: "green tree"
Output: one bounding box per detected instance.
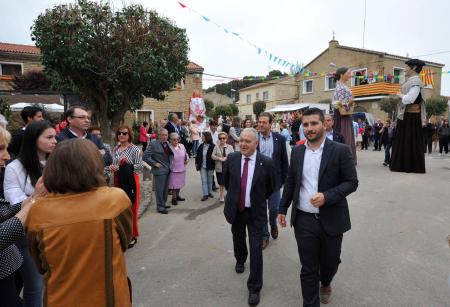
[229,103,239,116]
[214,105,232,118]
[204,98,215,117]
[10,70,52,91]
[0,97,12,121]
[425,96,448,119]
[380,95,401,119]
[253,100,266,118]
[32,0,189,141]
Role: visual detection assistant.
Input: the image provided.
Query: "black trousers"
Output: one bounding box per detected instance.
[294,210,343,307]
[424,136,432,154]
[231,208,263,293]
[0,271,23,307]
[374,134,382,150]
[439,137,449,154]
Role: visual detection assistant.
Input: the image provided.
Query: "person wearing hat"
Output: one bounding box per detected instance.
[390,59,427,173]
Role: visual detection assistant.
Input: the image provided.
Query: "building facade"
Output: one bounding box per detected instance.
[203,91,233,107]
[237,76,297,119]
[297,40,444,119]
[124,61,203,125]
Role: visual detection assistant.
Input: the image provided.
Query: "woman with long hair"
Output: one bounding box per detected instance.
[0,126,46,306]
[26,139,132,306]
[4,120,56,307]
[108,125,142,247]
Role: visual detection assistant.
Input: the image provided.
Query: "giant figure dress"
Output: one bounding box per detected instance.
[332,81,357,164]
[390,75,426,173]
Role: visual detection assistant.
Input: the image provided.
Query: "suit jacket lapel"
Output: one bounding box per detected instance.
[318,138,333,181]
[272,134,278,158]
[296,145,306,182]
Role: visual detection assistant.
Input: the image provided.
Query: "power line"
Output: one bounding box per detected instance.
[413,50,450,58]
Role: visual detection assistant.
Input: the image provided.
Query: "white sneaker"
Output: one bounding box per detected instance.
[439,153,443,156]
[446,153,450,157]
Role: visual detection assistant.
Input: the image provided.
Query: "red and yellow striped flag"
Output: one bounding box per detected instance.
[420,69,433,86]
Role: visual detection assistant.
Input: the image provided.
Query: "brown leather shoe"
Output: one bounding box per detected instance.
[271,225,278,239]
[262,239,269,250]
[320,285,332,304]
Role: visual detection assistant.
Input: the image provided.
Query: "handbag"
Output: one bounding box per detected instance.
[336,100,355,115]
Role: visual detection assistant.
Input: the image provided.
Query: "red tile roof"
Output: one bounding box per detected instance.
[186,61,204,73]
[0,42,40,55]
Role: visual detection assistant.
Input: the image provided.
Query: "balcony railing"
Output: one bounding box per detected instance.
[351,82,400,97]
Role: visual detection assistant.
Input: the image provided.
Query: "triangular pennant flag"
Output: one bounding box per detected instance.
[232,32,239,36]
[178,1,187,8]
[269,54,273,61]
[224,28,229,33]
[202,16,210,22]
[273,56,278,62]
[258,48,262,55]
[278,59,282,65]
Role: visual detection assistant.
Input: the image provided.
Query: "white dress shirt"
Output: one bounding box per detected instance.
[241,151,257,208]
[298,139,326,213]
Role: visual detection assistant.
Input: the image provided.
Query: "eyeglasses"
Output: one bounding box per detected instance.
[71,115,91,121]
[170,138,179,141]
[219,137,227,140]
[118,131,128,136]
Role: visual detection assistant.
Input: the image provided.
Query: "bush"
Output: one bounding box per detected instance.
[214,105,232,118]
[253,101,266,118]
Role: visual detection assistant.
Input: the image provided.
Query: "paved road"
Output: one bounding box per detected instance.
[126,150,450,307]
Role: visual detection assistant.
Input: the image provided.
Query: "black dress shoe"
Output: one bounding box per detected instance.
[271,225,278,239]
[235,263,245,274]
[165,205,172,209]
[176,196,185,201]
[158,209,168,214]
[171,199,178,206]
[208,193,214,198]
[201,196,208,201]
[248,292,260,306]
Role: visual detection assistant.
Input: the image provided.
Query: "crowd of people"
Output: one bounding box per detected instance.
[0,58,448,306]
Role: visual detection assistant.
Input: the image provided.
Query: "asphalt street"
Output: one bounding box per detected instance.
[126,149,450,307]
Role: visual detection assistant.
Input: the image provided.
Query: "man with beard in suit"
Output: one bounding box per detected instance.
[278,108,358,306]
[223,128,275,306]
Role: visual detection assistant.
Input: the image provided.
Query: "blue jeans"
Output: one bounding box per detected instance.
[17,239,43,307]
[200,168,214,196]
[263,189,281,240]
[384,143,391,163]
[192,140,199,156]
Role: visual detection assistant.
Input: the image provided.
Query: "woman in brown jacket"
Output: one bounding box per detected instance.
[26,139,133,307]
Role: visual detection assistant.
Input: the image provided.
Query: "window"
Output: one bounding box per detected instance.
[324,76,336,91]
[256,92,260,101]
[303,80,313,94]
[392,67,405,84]
[263,91,269,101]
[246,94,251,104]
[352,68,368,86]
[0,63,22,76]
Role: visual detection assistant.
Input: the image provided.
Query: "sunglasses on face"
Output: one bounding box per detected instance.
[118,131,128,136]
[219,137,227,140]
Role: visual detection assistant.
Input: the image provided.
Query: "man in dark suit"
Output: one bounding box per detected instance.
[257,112,288,249]
[278,108,358,307]
[324,114,346,144]
[143,128,173,214]
[165,113,181,135]
[223,128,275,306]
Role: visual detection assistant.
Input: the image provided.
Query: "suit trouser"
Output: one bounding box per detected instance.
[263,189,280,240]
[154,174,170,211]
[294,210,343,307]
[232,208,263,293]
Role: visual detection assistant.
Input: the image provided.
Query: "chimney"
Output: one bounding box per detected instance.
[329,40,339,48]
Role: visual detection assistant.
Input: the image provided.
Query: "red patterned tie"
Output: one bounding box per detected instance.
[239,157,250,212]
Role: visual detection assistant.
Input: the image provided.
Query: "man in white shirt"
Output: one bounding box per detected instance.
[278,108,358,306]
[223,128,275,306]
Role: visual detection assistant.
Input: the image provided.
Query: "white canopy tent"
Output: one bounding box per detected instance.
[266,103,330,114]
[10,102,64,113]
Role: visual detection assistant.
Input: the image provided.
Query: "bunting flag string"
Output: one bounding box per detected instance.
[176,1,301,72]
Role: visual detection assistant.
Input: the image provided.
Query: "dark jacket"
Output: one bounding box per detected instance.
[332,130,346,144]
[279,139,358,236]
[437,125,450,138]
[56,128,112,166]
[7,128,25,158]
[165,122,180,135]
[223,152,275,228]
[381,126,395,145]
[195,143,215,170]
[0,200,24,279]
[257,132,288,190]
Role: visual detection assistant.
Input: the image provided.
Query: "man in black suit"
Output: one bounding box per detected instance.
[324,114,346,144]
[165,113,181,135]
[223,128,275,306]
[278,108,358,307]
[257,112,288,249]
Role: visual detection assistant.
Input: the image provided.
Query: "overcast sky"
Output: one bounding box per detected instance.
[1,0,449,95]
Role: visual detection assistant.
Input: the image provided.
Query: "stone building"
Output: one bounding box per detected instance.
[124,61,204,125]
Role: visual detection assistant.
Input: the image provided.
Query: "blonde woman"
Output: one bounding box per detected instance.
[211,132,234,202]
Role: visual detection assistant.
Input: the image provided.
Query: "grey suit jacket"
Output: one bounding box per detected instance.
[143,140,172,176]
